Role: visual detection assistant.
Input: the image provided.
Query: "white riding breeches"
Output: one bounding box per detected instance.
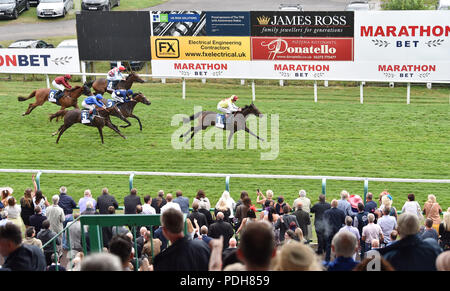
[82,101,95,111]
[52,80,65,91]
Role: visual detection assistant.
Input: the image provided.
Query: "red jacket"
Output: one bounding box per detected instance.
[54,76,72,89]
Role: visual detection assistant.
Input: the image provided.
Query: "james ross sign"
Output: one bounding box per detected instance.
[251,11,354,37]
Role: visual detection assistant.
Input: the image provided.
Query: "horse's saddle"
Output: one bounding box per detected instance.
[48,90,59,104]
[216,114,226,128]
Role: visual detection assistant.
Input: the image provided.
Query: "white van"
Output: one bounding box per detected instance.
[437,0,450,10]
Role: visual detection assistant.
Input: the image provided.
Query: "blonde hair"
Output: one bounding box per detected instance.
[427,194,437,204]
[266,190,274,199]
[295,228,304,242]
[216,198,228,211]
[443,209,450,232]
[272,242,323,271]
[381,195,392,208]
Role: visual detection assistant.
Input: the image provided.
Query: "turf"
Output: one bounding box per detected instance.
[0,79,449,212]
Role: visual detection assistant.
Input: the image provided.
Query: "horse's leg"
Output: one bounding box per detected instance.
[56,124,70,144]
[129,115,143,131]
[180,126,195,138]
[119,117,132,128]
[244,126,265,142]
[97,127,104,144]
[185,126,203,143]
[105,119,127,139]
[22,103,39,116]
[52,123,65,136]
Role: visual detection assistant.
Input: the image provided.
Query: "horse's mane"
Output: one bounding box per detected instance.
[66,86,81,92]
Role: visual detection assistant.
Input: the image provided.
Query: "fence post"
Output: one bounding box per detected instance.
[324,80,329,87]
[279,79,284,87]
[182,78,186,100]
[81,61,87,83]
[252,80,256,102]
[360,82,364,104]
[314,81,318,103]
[36,171,42,190]
[240,79,245,85]
[364,179,369,204]
[225,176,230,192]
[322,178,326,195]
[129,172,135,191]
[406,83,411,104]
[46,75,50,88]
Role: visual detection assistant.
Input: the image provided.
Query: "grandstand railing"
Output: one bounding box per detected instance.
[3,168,450,204]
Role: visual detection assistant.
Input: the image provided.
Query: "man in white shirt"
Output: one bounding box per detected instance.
[362,213,384,253]
[377,207,397,245]
[142,195,156,215]
[160,194,181,215]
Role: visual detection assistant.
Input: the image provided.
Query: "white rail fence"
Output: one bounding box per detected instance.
[3,69,449,104]
[2,168,450,201]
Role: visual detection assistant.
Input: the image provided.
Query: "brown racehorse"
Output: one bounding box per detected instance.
[50,105,127,144]
[18,85,91,116]
[106,92,151,131]
[85,72,145,95]
[180,103,265,145]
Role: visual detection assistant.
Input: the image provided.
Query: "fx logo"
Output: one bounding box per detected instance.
[155,38,180,58]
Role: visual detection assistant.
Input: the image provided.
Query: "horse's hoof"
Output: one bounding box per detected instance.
[22,113,26,116]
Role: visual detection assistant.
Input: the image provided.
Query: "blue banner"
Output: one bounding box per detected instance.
[206,12,250,36]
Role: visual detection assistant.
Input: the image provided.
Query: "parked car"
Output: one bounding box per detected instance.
[37,0,74,18]
[110,61,146,72]
[81,0,120,11]
[345,1,371,11]
[278,3,303,11]
[29,0,40,7]
[437,0,450,9]
[57,39,78,48]
[0,0,29,19]
[8,39,54,48]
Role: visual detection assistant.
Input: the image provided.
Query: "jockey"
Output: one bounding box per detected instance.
[82,94,106,114]
[111,89,133,104]
[106,66,126,90]
[52,74,72,100]
[217,95,241,118]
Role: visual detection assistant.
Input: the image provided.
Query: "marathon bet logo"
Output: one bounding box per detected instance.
[155,38,180,58]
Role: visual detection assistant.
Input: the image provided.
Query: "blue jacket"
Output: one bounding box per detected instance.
[58,193,77,215]
[173,196,190,214]
[84,96,104,107]
[378,234,442,271]
[327,256,359,271]
[114,89,130,99]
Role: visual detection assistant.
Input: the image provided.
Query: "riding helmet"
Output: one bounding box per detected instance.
[96,94,103,99]
[231,95,239,101]
[119,66,126,71]
[65,74,72,79]
[127,89,133,95]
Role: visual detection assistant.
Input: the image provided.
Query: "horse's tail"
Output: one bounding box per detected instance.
[84,80,94,88]
[183,111,203,123]
[49,110,67,122]
[18,90,36,102]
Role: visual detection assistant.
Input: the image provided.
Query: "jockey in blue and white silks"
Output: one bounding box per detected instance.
[82,94,106,114]
[111,89,133,104]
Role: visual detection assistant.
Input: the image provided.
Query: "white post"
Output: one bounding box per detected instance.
[81,61,86,83]
[240,79,245,85]
[407,83,411,104]
[46,74,50,88]
[324,80,329,87]
[360,82,364,104]
[202,78,206,84]
[314,81,318,103]
[161,78,166,84]
[252,80,256,102]
[182,78,186,100]
[279,79,284,86]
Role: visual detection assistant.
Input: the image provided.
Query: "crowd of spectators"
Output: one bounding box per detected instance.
[0,180,449,272]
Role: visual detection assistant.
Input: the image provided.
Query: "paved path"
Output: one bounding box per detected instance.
[0,0,381,42]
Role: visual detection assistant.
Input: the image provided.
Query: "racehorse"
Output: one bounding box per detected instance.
[85,72,146,95]
[107,92,151,131]
[18,85,91,116]
[180,103,265,145]
[50,105,128,144]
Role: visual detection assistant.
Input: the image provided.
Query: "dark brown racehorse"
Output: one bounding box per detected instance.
[85,72,145,95]
[50,105,127,144]
[107,92,151,131]
[18,85,91,116]
[180,103,265,145]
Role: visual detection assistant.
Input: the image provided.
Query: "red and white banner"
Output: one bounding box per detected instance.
[251,37,353,61]
[151,60,251,78]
